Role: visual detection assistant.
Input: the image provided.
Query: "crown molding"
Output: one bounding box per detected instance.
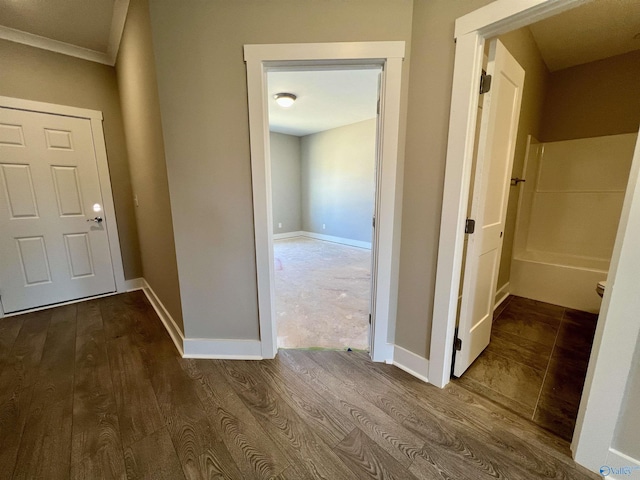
[0,0,129,67]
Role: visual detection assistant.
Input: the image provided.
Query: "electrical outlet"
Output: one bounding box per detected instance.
[322,223,326,230]
[134,194,139,207]
[278,222,282,229]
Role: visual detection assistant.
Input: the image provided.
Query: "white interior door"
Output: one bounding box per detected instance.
[0,107,116,313]
[453,39,525,377]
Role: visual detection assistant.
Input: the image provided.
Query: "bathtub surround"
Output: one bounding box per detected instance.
[510,133,637,312]
[455,295,598,441]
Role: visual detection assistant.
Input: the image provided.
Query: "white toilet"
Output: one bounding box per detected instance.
[596,280,607,297]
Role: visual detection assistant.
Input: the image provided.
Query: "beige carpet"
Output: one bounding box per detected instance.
[274,237,371,350]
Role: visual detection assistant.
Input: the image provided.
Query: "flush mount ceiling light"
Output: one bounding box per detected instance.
[274,93,297,108]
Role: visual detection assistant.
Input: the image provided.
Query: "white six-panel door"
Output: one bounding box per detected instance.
[453,40,525,377]
[0,107,115,313]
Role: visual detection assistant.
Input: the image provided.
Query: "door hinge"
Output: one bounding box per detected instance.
[465,218,476,234]
[479,73,492,94]
[369,314,372,325]
[454,336,462,351]
[372,216,376,228]
[376,98,381,115]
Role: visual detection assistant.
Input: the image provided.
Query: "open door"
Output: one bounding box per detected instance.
[453,39,525,377]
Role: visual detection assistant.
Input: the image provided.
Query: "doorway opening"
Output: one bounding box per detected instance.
[244,41,405,362]
[451,12,639,441]
[266,67,380,350]
[430,1,639,469]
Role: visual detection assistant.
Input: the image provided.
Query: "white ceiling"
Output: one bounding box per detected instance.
[529,0,640,71]
[268,68,381,137]
[0,0,129,65]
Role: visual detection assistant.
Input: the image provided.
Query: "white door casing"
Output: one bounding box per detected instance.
[244,42,405,362]
[431,0,640,474]
[453,40,524,377]
[0,97,126,314]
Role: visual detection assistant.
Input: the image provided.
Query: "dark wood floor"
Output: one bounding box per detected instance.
[455,296,598,441]
[0,291,600,479]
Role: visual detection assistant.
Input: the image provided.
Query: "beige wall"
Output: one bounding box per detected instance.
[301,119,377,243]
[270,132,302,234]
[540,50,640,142]
[495,28,549,291]
[0,39,142,280]
[148,0,413,340]
[395,0,494,358]
[116,0,183,330]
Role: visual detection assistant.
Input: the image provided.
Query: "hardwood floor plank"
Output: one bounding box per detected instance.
[0,385,34,476]
[0,309,50,475]
[71,300,126,480]
[0,315,24,368]
[273,464,305,480]
[117,297,244,479]
[0,294,602,480]
[230,378,357,479]
[305,351,414,423]
[317,350,596,479]
[11,398,73,480]
[333,428,417,480]
[124,428,186,480]
[11,305,77,480]
[279,350,425,467]
[106,334,163,447]
[0,310,51,396]
[223,357,355,448]
[180,358,291,479]
[346,349,573,457]
[144,355,242,479]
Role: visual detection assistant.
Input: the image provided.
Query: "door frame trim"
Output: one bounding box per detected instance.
[430,0,640,472]
[0,95,127,316]
[244,41,405,362]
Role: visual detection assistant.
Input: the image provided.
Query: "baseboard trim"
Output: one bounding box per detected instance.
[301,231,372,249]
[124,277,146,291]
[273,231,304,240]
[494,282,510,310]
[136,279,185,357]
[134,279,263,360]
[273,230,372,249]
[393,345,430,383]
[183,338,262,359]
[603,448,640,479]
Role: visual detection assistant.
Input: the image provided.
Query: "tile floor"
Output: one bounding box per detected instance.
[454,295,598,441]
[274,237,371,350]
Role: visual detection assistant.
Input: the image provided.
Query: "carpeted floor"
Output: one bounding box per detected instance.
[274,237,371,350]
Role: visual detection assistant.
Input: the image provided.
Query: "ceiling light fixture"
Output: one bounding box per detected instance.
[274,93,297,108]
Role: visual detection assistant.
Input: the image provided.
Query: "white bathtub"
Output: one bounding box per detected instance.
[510,251,607,313]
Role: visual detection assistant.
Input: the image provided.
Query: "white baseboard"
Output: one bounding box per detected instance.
[393,345,430,383]
[603,448,640,479]
[301,231,372,249]
[494,282,510,310]
[135,279,185,357]
[273,230,372,249]
[134,278,264,360]
[273,231,304,240]
[183,338,262,359]
[124,277,146,291]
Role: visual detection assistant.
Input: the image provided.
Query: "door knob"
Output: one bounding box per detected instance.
[87,216,103,223]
